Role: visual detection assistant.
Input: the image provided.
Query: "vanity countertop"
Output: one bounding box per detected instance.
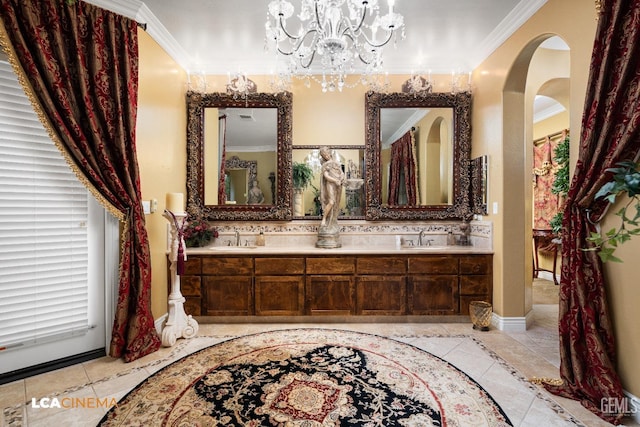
[186,245,493,255]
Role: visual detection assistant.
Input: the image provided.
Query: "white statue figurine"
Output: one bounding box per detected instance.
[247,180,265,204]
[319,146,346,230]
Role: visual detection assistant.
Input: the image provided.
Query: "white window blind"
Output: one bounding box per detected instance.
[0,58,90,350]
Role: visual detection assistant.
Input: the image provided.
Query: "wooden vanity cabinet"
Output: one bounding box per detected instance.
[174,256,202,316]
[306,257,355,316]
[255,258,305,315]
[459,255,493,315]
[356,257,406,315]
[202,257,253,316]
[408,256,459,315]
[174,253,492,318]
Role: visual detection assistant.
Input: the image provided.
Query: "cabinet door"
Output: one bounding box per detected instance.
[203,276,253,316]
[356,275,406,315]
[409,275,459,315]
[255,276,304,315]
[306,275,355,315]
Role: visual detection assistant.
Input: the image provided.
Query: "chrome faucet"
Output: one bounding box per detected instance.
[235,230,240,246]
[418,230,433,246]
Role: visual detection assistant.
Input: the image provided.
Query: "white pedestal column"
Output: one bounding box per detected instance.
[161,210,199,347]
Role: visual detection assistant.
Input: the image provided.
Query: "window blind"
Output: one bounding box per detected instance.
[0,59,90,350]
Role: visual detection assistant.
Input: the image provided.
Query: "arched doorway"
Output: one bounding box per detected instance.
[502,34,570,326]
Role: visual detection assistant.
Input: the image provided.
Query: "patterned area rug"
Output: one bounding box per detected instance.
[99,329,512,426]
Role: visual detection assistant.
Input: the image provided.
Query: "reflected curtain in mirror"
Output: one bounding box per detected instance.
[186,91,293,221]
[218,114,227,204]
[388,130,418,206]
[365,91,471,220]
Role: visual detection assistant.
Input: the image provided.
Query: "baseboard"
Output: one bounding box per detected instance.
[155,313,168,334]
[0,349,105,385]
[491,310,534,332]
[536,271,559,283]
[623,390,640,423]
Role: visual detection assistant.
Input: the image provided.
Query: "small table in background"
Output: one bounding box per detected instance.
[532,229,560,286]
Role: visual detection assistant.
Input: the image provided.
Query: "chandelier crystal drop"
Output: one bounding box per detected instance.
[265,0,404,92]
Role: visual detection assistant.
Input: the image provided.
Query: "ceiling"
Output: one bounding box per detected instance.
[87,0,567,142]
[90,0,549,75]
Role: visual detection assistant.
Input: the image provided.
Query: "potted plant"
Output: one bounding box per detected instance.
[292,162,314,216]
[293,162,314,190]
[183,217,218,247]
[587,160,640,262]
[550,134,570,235]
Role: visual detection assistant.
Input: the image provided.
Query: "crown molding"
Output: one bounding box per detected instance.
[471,0,549,68]
[84,0,190,70]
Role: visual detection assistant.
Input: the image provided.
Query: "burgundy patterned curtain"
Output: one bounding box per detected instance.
[388,130,418,206]
[543,1,640,423]
[218,114,227,204]
[0,0,161,362]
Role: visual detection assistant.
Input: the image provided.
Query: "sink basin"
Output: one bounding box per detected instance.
[210,246,258,250]
[401,245,449,250]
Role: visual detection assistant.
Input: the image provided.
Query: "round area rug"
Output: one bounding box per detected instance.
[99,329,512,426]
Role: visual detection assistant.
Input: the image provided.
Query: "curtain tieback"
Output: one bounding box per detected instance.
[166,210,186,275]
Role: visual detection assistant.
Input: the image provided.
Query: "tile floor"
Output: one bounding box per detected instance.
[1,283,638,426]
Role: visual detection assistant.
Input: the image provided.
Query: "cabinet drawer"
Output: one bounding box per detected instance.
[460,255,492,275]
[460,275,491,295]
[183,256,202,274]
[255,257,304,275]
[184,297,201,316]
[356,257,406,274]
[180,276,201,297]
[306,257,355,275]
[202,257,253,275]
[408,256,458,274]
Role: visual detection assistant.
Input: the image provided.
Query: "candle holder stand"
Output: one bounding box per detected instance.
[161,210,199,346]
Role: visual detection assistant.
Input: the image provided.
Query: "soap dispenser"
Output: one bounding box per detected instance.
[256,230,266,246]
[447,228,455,246]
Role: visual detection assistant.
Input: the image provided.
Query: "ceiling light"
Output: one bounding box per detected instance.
[265,0,404,92]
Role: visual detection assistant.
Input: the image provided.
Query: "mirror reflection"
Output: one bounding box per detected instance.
[292,146,365,218]
[364,91,472,220]
[186,91,293,221]
[380,107,453,206]
[204,107,276,206]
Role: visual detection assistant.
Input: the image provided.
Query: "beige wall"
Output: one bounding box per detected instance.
[136,30,188,318]
[135,0,639,396]
[472,0,639,396]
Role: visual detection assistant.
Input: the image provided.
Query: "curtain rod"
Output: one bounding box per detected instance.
[533,128,569,146]
[137,22,147,31]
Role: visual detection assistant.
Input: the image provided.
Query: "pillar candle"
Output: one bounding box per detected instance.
[166,192,184,214]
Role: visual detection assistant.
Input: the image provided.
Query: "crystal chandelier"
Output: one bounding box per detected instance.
[265,0,404,92]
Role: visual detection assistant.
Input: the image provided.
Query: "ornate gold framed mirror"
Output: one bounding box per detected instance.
[364,91,472,220]
[186,91,293,220]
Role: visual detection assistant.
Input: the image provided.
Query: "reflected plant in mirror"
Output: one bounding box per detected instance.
[365,91,473,220]
[186,91,293,220]
[292,146,365,218]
